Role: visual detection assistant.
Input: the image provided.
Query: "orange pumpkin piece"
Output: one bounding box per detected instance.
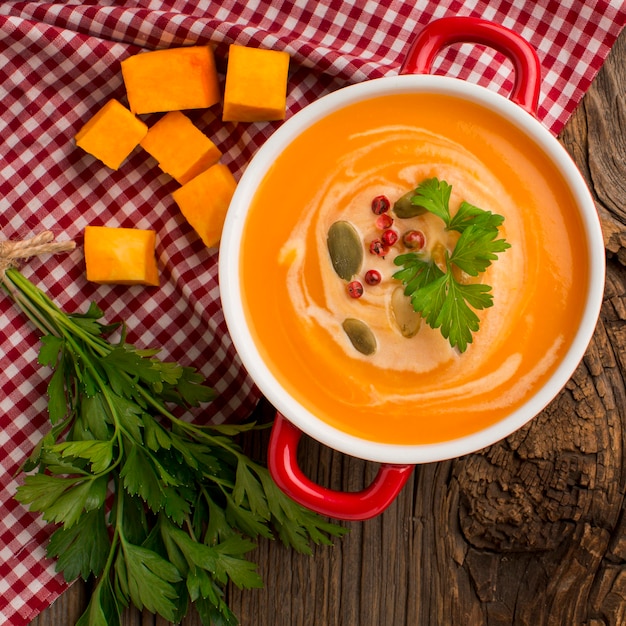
[121,46,221,114]
[74,99,148,170]
[140,111,223,184]
[171,163,237,248]
[223,44,290,122]
[84,226,159,286]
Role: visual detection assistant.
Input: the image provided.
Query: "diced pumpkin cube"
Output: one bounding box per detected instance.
[223,45,290,122]
[121,46,221,114]
[84,226,159,286]
[74,99,148,170]
[140,111,222,184]
[171,163,237,248]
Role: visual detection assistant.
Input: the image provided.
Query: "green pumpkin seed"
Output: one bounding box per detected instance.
[342,318,377,356]
[391,287,421,338]
[327,221,363,281]
[393,190,428,219]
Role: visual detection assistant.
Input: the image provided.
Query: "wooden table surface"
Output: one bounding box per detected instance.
[30,28,626,626]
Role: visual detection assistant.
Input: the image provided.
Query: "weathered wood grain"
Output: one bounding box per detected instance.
[30,27,626,626]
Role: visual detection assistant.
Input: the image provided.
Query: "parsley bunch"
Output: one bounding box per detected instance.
[1,266,346,626]
[393,178,511,352]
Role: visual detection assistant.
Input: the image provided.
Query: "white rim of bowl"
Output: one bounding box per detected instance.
[219,75,606,464]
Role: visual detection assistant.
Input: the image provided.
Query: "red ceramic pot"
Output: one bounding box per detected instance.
[219,17,605,520]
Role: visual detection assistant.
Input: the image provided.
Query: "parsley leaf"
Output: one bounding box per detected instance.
[393,252,444,295]
[75,575,121,626]
[3,265,347,626]
[46,356,67,424]
[412,272,493,352]
[448,200,506,233]
[410,177,453,223]
[47,508,110,581]
[393,178,510,351]
[450,223,511,276]
[119,540,182,619]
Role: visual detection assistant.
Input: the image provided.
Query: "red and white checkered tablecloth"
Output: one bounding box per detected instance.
[0,1,624,624]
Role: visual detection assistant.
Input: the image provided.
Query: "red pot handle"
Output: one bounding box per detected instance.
[268,412,414,521]
[400,16,541,116]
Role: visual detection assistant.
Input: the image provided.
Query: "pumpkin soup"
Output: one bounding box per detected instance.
[239,92,589,445]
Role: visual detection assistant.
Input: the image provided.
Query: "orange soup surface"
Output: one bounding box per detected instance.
[240,93,589,445]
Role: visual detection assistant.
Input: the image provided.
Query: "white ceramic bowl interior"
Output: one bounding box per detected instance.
[219,74,605,464]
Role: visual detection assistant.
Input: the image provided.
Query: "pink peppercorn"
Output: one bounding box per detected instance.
[375,213,394,230]
[364,269,382,285]
[369,239,388,257]
[347,280,364,298]
[381,229,398,247]
[371,195,390,215]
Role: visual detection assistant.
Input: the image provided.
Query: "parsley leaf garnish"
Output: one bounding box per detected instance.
[2,266,347,626]
[451,223,512,276]
[393,177,510,352]
[409,176,453,223]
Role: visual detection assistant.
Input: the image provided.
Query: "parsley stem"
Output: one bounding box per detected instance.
[51,330,126,475]
[4,268,113,357]
[2,269,60,338]
[128,376,246,459]
[100,480,122,588]
[183,513,199,543]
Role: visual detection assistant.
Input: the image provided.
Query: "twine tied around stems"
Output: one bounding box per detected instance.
[0,232,76,279]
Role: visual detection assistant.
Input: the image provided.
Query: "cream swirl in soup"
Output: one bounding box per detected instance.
[278,124,556,410]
